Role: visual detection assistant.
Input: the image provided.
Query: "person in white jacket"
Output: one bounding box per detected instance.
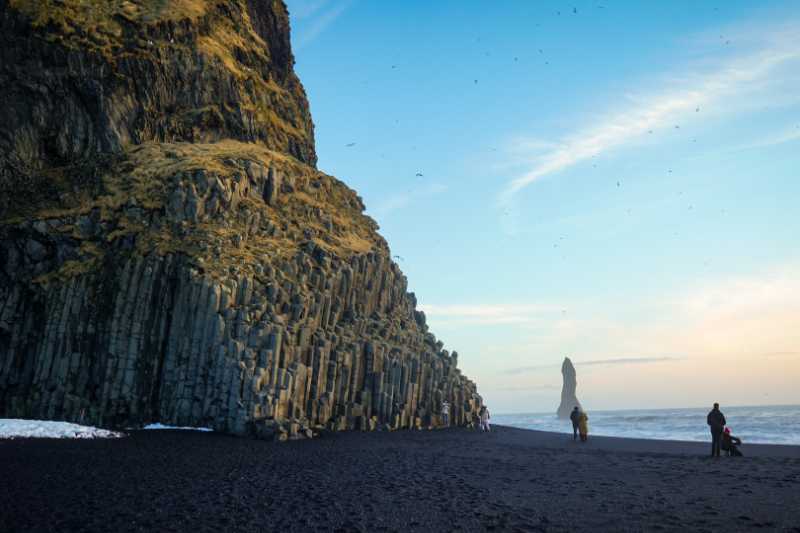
[442,399,450,426]
[480,406,490,435]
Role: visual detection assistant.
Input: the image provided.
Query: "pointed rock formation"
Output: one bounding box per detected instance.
[556,357,581,420]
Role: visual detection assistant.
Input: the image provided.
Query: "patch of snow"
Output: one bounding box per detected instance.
[141,423,213,432]
[0,419,122,439]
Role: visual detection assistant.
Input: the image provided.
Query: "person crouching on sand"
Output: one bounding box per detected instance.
[707,403,727,458]
[577,408,589,442]
[722,427,743,457]
[570,406,580,442]
[480,406,490,435]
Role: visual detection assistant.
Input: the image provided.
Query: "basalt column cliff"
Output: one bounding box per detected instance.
[0,0,482,440]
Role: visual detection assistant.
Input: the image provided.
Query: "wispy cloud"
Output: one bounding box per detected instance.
[481,384,560,392]
[498,20,800,205]
[506,357,679,374]
[577,357,679,366]
[418,302,560,327]
[737,127,800,149]
[672,259,800,359]
[288,0,357,48]
[370,182,448,220]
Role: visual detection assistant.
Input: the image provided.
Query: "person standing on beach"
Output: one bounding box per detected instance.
[577,408,589,442]
[480,406,490,435]
[442,399,450,427]
[570,406,580,442]
[707,403,727,458]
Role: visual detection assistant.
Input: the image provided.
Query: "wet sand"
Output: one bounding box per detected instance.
[2,424,799,532]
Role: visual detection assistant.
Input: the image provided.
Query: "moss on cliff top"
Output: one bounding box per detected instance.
[10,0,207,53]
[5,0,315,166]
[8,140,389,285]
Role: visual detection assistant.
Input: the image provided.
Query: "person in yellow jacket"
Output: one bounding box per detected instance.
[577,409,589,442]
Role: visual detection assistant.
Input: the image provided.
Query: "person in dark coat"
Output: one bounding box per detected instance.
[569,407,580,442]
[721,427,743,457]
[707,403,727,457]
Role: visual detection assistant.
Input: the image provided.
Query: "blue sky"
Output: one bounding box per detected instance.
[284,0,800,413]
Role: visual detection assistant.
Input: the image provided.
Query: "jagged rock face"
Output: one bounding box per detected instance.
[0,239,480,438]
[0,0,316,178]
[556,357,581,420]
[0,0,483,440]
[0,149,482,439]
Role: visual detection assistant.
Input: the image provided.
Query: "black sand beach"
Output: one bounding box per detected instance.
[2,425,799,532]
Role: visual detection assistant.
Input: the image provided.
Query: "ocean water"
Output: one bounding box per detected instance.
[492,404,800,445]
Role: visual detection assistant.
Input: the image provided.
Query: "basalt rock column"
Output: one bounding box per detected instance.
[556,357,581,420]
[0,0,483,440]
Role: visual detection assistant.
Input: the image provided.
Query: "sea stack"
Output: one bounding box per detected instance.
[0,0,482,439]
[556,357,581,419]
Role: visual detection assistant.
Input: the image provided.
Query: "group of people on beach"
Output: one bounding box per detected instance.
[564,402,743,456]
[447,400,743,457]
[708,403,743,457]
[442,400,491,434]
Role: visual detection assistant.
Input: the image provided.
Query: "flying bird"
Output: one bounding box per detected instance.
[617,182,620,187]
[416,173,424,177]
[475,80,478,83]
[346,143,355,147]
[696,108,699,112]
[393,255,404,261]
[391,66,396,68]
[574,7,577,13]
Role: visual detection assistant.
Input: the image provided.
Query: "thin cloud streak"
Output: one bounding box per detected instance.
[498,20,800,204]
[291,0,357,48]
[738,127,800,149]
[506,357,679,374]
[419,302,561,327]
[481,384,560,392]
[370,182,448,221]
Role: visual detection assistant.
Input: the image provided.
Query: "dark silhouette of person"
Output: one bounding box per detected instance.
[569,406,580,442]
[721,427,743,457]
[707,403,727,457]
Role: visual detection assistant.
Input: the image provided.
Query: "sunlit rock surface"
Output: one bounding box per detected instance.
[0,0,482,440]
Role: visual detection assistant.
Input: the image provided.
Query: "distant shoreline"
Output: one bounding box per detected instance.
[494,403,800,416]
[491,424,800,458]
[493,404,800,446]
